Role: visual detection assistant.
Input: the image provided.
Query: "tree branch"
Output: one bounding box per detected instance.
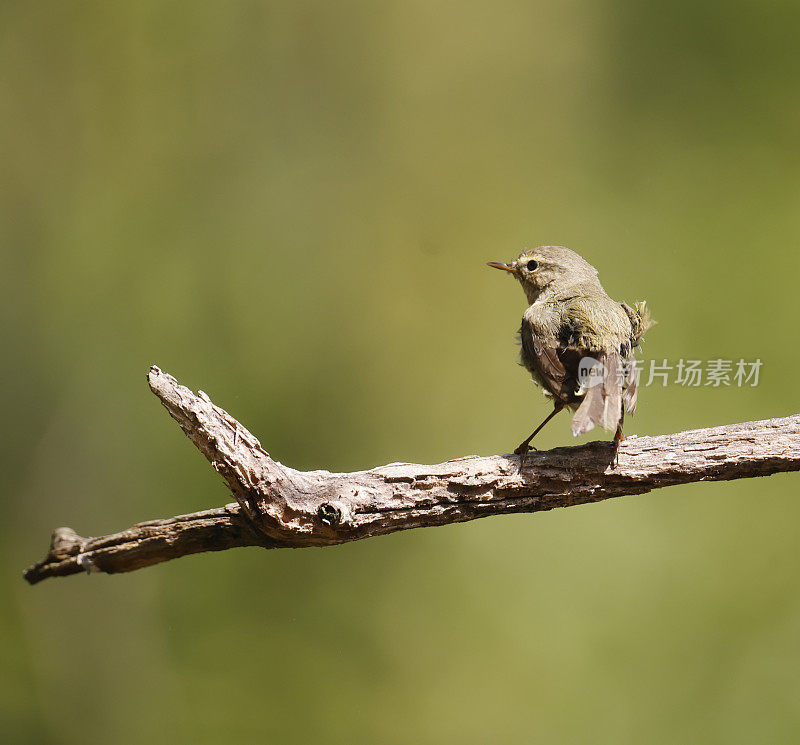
[23,367,800,585]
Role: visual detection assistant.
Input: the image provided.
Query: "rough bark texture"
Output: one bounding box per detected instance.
[23,367,800,585]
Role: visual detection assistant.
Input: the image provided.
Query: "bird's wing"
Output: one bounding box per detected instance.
[620,300,654,347]
[520,318,584,404]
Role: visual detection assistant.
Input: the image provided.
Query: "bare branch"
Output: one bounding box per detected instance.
[23,367,800,585]
[21,507,260,585]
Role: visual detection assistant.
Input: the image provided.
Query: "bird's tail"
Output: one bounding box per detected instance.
[622,359,639,414]
[619,299,653,415]
[570,352,622,436]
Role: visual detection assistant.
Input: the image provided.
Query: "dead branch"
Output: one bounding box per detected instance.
[23,367,800,585]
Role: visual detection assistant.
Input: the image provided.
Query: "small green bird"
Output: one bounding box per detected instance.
[488,246,651,455]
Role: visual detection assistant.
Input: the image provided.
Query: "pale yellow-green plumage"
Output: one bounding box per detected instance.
[488,245,651,453]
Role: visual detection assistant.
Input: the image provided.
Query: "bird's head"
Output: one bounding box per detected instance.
[487,245,599,304]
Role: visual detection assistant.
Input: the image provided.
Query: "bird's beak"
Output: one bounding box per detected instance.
[487,261,517,274]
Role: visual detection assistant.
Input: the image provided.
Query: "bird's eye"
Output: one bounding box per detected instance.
[526,260,538,271]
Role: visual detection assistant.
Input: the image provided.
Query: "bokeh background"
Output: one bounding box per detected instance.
[3,1,800,742]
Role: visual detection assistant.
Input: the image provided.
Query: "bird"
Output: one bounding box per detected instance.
[488,245,652,455]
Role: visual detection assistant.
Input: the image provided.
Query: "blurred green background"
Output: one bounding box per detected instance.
[3,1,800,742]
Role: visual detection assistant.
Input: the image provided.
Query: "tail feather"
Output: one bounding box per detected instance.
[599,353,622,430]
[623,358,639,414]
[620,299,652,413]
[570,352,623,436]
[570,384,601,436]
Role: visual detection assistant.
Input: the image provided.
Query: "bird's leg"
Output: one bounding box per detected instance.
[611,409,625,468]
[514,404,564,455]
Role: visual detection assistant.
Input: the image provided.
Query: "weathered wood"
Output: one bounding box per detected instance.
[23,367,800,585]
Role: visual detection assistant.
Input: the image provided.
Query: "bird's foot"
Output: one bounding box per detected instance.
[514,443,538,456]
